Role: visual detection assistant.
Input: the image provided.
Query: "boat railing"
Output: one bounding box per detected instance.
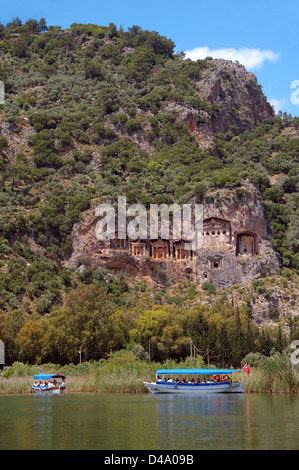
[156,380,231,385]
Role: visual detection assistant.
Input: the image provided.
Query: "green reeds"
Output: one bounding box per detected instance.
[243,355,299,393]
[0,376,33,394]
[0,355,298,394]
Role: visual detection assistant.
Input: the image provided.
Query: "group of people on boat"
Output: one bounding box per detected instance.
[157,376,208,384]
[144,368,244,394]
[156,374,231,384]
[32,378,65,391]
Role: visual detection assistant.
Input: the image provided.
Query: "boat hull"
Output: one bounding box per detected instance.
[143,381,244,394]
[33,387,65,396]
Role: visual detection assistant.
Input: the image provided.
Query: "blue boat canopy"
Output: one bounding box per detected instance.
[33,373,66,380]
[156,369,240,376]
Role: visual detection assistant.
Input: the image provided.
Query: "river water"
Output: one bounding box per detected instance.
[0,392,298,450]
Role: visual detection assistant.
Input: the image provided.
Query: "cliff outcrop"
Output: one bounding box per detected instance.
[195,59,274,133]
[66,181,280,289]
[161,59,274,151]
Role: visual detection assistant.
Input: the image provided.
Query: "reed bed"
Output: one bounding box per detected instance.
[67,361,161,393]
[243,357,299,394]
[0,355,298,395]
[0,376,33,395]
[67,370,147,394]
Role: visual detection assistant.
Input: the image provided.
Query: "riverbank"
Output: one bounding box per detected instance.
[0,353,298,395]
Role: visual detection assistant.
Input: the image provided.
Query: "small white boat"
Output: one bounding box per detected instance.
[32,373,66,396]
[143,368,244,394]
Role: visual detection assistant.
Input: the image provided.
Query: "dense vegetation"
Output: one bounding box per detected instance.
[0,18,298,368]
[1,352,298,394]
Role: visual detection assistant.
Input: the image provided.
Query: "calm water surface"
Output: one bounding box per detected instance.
[0,393,298,450]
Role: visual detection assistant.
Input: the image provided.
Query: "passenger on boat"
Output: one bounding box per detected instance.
[157,375,166,382]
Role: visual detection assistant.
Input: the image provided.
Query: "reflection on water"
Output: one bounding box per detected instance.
[155,394,245,449]
[0,393,298,450]
[154,393,299,450]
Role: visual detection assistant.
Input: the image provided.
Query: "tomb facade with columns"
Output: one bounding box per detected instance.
[67,183,280,288]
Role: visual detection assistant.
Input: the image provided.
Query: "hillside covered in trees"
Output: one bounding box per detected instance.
[0,18,298,366]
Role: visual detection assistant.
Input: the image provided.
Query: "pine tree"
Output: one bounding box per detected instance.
[190,311,210,361]
[276,324,284,353]
[259,328,273,356]
[244,315,255,355]
[218,325,232,367]
[38,18,48,33]
[232,307,244,366]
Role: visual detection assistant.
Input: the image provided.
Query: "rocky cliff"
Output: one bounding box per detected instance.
[0,22,297,330]
[195,181,279,289]
[160,58,274,152]
[62,55,277,289]
[67,181,280,289]
[195,59,274,132]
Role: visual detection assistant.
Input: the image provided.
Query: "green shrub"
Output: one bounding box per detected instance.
[125,118,142,134]
[202,281,216,295]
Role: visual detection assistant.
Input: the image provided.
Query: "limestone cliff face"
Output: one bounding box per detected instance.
[66,210,152,278]
[195,59,274,133]
[161,59,274,151]
[65,59,278,289]
[196,181,279,289]
[66,181,280,289]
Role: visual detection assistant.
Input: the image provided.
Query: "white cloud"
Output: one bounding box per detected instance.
[184,46,280,70]
[268,98,287,114]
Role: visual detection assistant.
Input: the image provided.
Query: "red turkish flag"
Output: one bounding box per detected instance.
[243,364,250,374]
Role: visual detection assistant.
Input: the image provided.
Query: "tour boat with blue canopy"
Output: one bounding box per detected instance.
[143,368,244,394]
[32,373,66,395]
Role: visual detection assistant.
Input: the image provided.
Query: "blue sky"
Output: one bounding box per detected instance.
[1,0,299,116]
